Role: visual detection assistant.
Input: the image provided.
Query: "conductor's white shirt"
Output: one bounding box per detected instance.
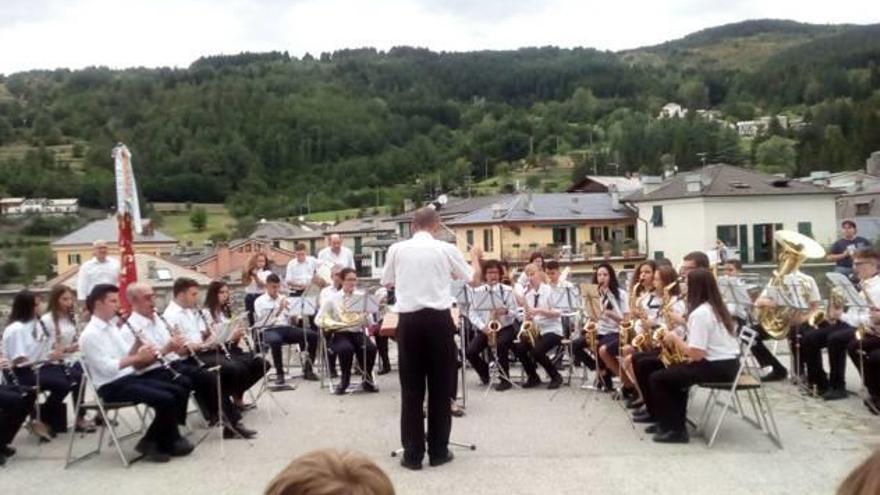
[318,246,355,270]
[381,231,473,313]
[76,257,120,301]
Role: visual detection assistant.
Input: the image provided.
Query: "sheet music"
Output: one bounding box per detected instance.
[287,296,318,316]
[826,272,868,308]
[550,285,582,313]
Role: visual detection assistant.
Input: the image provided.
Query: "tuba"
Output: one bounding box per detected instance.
[757,230,826,340]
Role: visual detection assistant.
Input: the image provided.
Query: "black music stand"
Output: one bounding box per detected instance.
[346,292,382,393]
[287,294,318,383]
[451,280,472,410]
[471,287,518,394]
[551,285,582,386]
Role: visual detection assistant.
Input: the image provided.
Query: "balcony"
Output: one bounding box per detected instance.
[504,240,646,264]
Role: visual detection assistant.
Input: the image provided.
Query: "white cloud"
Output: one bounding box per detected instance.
[0,0,877,74]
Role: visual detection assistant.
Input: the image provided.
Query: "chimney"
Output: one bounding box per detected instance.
[867,151,880,177]
[608,184,621,211]
[685,174,701,193]
[142,219,154,237]
[525,191,535,214]
[491,203,505,219]
[641,175,662,195]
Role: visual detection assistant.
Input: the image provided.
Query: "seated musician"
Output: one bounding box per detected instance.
[255,274,319,387]
[79,284,193,462]
[318,268,378,395]
[40,285,96,433]
[318,266,343,379]
[845,249,880,413]
[513,263,564,389]
[2,291,74,440]
[618,260,657,402]
[465,260,517,391]
[546,260,574,338]
[575,263,627,391]
[370,287,393,376]
[0,377,34,466]
[629,265,686,417]
[130,281,256,439]
[643,268,740,443]
[203,280,268,411]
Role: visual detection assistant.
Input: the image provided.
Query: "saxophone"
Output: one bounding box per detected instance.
[618,282,641,356]
[652,280,688,367]
[808,286,846,328]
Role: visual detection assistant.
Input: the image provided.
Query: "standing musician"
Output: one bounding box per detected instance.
[318,234,356,270]
[629,266,687,420]
[285,243,319,297]
[40,285,96,433]
[76,240,120,314]
[803,249,879,401]
[513,263,565,390]
[79,284,193,462]
[846,249,880,414]
[243,253,273,326]
[2,291,75,440]
[158,279,257,438]
[618,260,657,400]
[318,268,378,395]
[573,263,627,391]
[203,280,268,411]
[255,273,319,387]
[465,260,517,391]
[380,207,482,471]
[645,268,740,443]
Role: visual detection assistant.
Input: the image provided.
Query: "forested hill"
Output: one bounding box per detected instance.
[0,19,878,220]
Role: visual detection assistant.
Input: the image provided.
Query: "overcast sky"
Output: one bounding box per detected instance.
[1,0,877,75]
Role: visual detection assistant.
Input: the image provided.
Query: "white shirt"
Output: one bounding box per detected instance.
[760,271,821,309]
[597,287,628,336]
[79,315,135,389]
[76,257,120,301]
[285,257,318,288]
[318,290,364,333]
[254,293,289,327]
[842,274,880,329]
[315,285,341,322]
[162,300,207,344]
[127,311,181,363]
[318,246,355,270]
[245,268,273,295]
[467,283,517,330]
[687,302,740,361]
[381,231,474,313]
[40,313,78,363]
[2,320,51,364]
[522,283,563,336]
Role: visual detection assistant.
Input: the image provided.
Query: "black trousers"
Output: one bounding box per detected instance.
[801,321,855,391]
[571,333,617,371]
[244,293,260,326]
[229,347,268,394]
[514,332,563,381]
[263,325,318,377]
[138,367,193,425]
[466,324,515,384]
[650,359,739,432]
[13,364,74,433]
[330,332,377,389]
[0,385,35,446]
[633,350,664,417]
[848,334,880,398]
[397,308,457,463]
[180,358,242,425]
[751,326,787,374]
[98,375,185,451]
[375,335,391,370]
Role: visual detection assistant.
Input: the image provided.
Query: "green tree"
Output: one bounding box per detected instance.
[189,207,208,232]
[756,136,797,175]
[24,246,53,280]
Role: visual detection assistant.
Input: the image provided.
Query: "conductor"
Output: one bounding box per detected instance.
[381,207,481,470]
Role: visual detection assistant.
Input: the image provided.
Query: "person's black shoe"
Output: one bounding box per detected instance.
[333,384,347,395]
[652,429,689,444]
[763,369,788,382]
[645,424,665,435]
[821,388,848,401]
[478,373,490,386]
[329,370,339,379]
[270,378,294,391]
[521,376,542,389]
[303,368,319,381]
[168,437,195,457]
[625,399,644,410]
[135,439,170,463]
[429,450,454,467]
[377,366,391,376]
[362,381,379,393]
[224,423,257,439]
[236,402,257,412]
[621,387,636,400]
[547,376,563,390]
[493,380,512,392]
[2,445,15,457]
[400,457,422,470]
[632,411,656,424]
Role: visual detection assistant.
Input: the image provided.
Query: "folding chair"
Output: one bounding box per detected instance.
[65,362,149,468]
[695,327,782,449]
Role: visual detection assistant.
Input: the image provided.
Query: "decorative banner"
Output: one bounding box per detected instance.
[112,144,141,313]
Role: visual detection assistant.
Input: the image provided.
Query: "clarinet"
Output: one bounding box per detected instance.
[119,312,182,381]
[196,305,232,361]
[40,315,73,380]
[155,310,207,368]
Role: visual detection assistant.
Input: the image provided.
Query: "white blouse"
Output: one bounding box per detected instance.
[687,302,740,361]
[597,287,628,336]
[522,283,562,336]
[2,320,51,364]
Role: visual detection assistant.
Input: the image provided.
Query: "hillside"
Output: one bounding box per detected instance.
[0,19,878,222]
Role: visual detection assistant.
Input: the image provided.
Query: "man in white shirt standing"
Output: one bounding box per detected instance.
[285,243,318,296]
[76,240,120,311]
[78,284,192,462]
[318,234,355,271]
[381,207,482,471]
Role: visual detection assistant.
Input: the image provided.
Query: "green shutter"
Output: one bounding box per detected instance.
[798,222,813,238]
[739,224,749,264]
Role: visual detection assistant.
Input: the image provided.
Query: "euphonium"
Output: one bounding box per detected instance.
[808,286,845,328]
[487,319,501,348]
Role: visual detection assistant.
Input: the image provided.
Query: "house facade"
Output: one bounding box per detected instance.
[175,239,297,281]
[324,217,397,278]
[0,197,78,216]
[249,220,326,255]
[625,164,839,265]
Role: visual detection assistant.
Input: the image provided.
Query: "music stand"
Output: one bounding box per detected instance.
[347,292,382,393]
[826,272,867,308]
[718,276,753,324]
[768,278,811,390]
[471,287,518,394]
[551,285,582,386]
[287,294,318,382]
[450,280,472,409]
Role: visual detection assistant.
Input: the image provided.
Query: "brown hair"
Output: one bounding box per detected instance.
[295,243,308,252]
[655,265,681,297]
[854,248,880,262]
[683,251,710,269]
[242,253,270,283]
[173,277,199,296]
[838,449,880,495]
[632,260,657,293]
[203,280,231,321]
[264,449,395,495]
[412,207,439,231]
[47,284,75,332]
[686,268,734,334]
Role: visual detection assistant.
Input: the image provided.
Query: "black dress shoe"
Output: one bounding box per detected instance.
[377,366,391,376]
[168,437,195,457]
[632,412,656,424]
[821,388,848,401]
[400,457,422,470]
[547,376,563,390]
[362,381,379,393]
[625,399,644,410]
[521,376,542,389]
[621,387,636,400]
[303,369,319,381]
[2,445,15,457]
[493,381,512,392]
[652,429,689,444]
[763,369,788,382]
[429,450,454,467]
[135,439,170,463]
[645,424,666,434]
[329,370,339,379]
[333,385,347,395]
[237,403,257,412]
[224,424,257,439]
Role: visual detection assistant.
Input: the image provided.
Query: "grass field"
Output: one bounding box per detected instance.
[305,206,389,222]
[0,141,87,171]
[159,205,235,245]
[473,162,574,195]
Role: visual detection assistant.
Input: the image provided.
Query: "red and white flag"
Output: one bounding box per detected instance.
[112,144,142,312]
